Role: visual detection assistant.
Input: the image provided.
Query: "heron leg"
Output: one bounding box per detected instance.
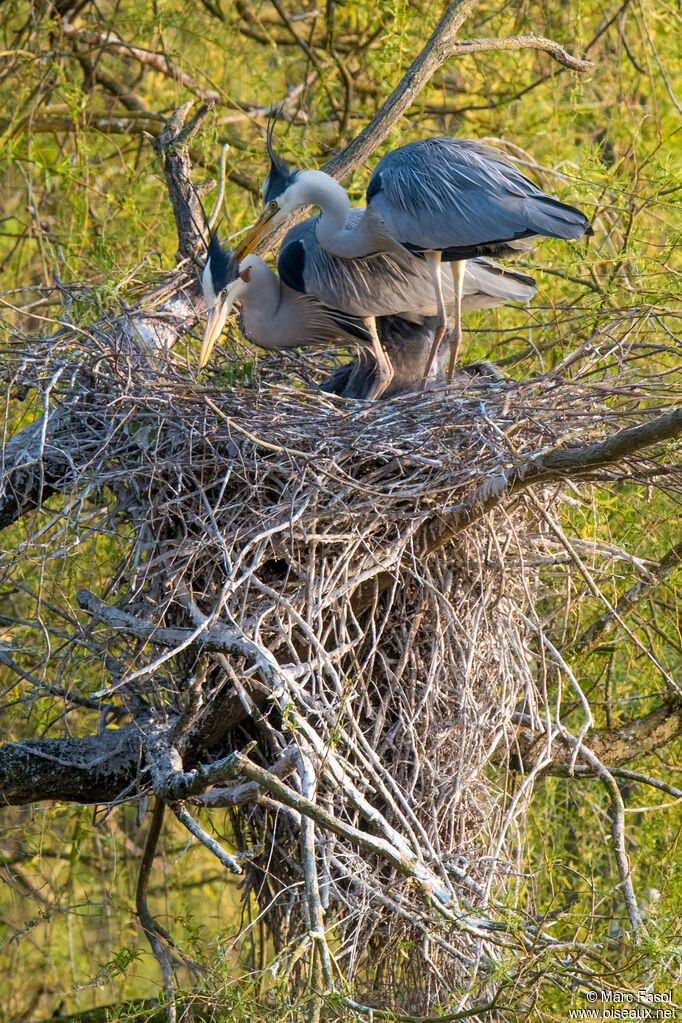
[446,259,466,382]
[365,317,394,401]
[420,251,447,390]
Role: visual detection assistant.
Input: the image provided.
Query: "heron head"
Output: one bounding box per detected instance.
[230,123,302,263]
[199,232,249,370]
[262,117,298,206]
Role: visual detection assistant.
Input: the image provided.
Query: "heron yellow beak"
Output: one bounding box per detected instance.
[232,204,280,261]
[199,298,229,371]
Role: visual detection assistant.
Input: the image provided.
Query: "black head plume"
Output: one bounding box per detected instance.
[205,226,232,293]
[263,105,298,204]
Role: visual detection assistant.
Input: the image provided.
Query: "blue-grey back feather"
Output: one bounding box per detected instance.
[367,138,591,257]
[279,212,536,319]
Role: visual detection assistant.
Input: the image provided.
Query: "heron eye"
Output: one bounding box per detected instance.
[220,288,227,298]
[269,200,278,209]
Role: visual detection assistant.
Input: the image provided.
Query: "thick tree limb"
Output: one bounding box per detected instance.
[150,102,214,258]
[421,406,682,555]
[0,726,143,806]
[515,700,682,775]
[0,680,269,805]
[323,3,591,181]
[352,406,682,614]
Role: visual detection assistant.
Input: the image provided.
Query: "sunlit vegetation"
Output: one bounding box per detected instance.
[1,0,681,1019]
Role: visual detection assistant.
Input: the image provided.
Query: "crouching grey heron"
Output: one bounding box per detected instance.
[320,318,506,400]
[199,217,535,398]
[232,134,591,387]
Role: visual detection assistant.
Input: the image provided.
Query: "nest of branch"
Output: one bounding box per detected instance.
[5,299,681,1010]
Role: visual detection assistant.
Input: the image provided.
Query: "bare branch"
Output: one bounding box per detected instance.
[323,3,591,181]
[136,800,177,1023]
[576,537,682,655]
[421,406,682,555]
[516,700,682,774]
[448,33,593,70]
[60,24,221,102]
[150,103,215,257]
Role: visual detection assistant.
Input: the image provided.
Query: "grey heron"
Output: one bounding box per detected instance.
[232,134,591,387]
[199,218,536,398]
[320,324,506,401]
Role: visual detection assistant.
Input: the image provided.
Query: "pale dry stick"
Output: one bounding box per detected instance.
[481,730,560,907]
[77,589,282,696]
[526,533,658,580]
[232,752,516,943]
[529,496,680,695]
[297,752,334,994]
[203,394,309,459]
[519,610,594,769]
[319,520,424,610]
[419,405,682,559]
[199,747,299,807]
[568,767,682,800]
[576,535,682,656]
[301,680,436,864]
[248,575,347,697]
[327,855,478,967]
[217,74,317,125]
[326,702,441,866]
[214,652,287,750]
[291,711,436,869]
[171,802,243,873]
[558,729,645,940]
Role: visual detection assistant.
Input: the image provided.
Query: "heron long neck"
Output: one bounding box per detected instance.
[239,258,293,350]
[240,256,329,350]
[291,170,382,258]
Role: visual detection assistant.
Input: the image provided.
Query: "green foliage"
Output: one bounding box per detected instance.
[1,0,681,1017]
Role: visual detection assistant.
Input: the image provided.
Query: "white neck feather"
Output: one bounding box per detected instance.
[289,170,382,258]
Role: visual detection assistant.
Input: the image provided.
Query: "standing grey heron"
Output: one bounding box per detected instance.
[231,134,591,387]
[199,217,536,398]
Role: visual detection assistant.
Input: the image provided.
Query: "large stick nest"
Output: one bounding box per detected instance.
[4,286,682,1010]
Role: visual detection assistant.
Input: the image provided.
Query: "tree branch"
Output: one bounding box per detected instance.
[150,103,214,258]
[421,406,682,556]
[352,406,682,614]
[135,800,177,1023]
[447,33,593,70]
[576,536,682,655]
[59,24,221,102]
[323,3,591,181]
[515,700,682,774]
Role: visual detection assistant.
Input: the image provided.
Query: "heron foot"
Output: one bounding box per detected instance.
[367,358,394,400]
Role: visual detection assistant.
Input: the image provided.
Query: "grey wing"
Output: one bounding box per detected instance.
[367,138,591,254]
[279,213,449,318]
[279,214,536,318]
